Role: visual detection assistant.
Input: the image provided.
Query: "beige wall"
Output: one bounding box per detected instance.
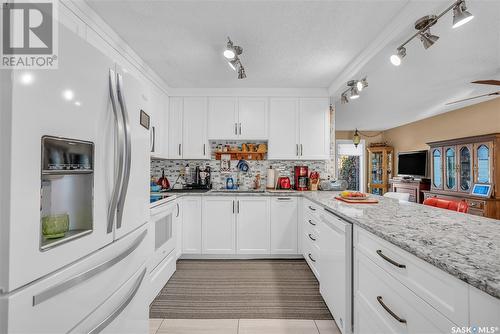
[336,97,500,180]
[383,97,500,156]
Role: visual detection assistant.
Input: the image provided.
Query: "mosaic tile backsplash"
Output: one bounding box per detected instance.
[151,141,335,190]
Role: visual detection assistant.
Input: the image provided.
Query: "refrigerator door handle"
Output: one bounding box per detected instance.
[107,68,125,234]
[116,73,132,230]
[87,268,147,334]
[32,230,147,306]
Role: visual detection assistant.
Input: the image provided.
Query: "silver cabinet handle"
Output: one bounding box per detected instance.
[308,253,316,262]
[116,73,131,230]
[235,123,238,135]
[296,144,299,157]
[33,230,147,306]
[308,233,316,241]
[87,268,147,334]
[239,123,242,135]
[308,205,316,211]
[277,197,292,201]
[178,143,181,157]
[107,68,124,234]
[232,200,235,214]
[308,219,316,226]
[376,250,406,268]
[150,126,156,153]
[176,203,180,217]
[203,144,206,156]
[300,144,303,156]
[377,296,407,324]
[237,200,240,214]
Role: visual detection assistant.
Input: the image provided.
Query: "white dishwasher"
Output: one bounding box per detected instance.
[319,208,353,334]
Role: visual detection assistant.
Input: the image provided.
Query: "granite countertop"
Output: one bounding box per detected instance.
[304,191,500,300]
[150,189,500,299]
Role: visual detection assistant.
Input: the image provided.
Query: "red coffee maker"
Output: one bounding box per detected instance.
[294,166,309,191]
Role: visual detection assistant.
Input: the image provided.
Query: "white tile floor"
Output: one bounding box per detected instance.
[150,319,341,334]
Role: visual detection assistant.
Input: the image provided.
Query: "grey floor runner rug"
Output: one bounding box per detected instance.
[149,259,334,320]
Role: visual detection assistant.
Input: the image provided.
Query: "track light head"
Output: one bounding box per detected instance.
[228,59,238,71]
[350,86,360,99]
[224,37,243,60]
[341,94,349,104]
[390,47,406,66]
[238,66,246,79]
[453,1,474,28]
[420,30,439,49]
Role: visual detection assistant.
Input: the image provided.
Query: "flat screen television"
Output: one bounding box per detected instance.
[397,150,428,178]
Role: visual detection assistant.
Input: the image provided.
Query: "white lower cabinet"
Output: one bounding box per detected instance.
[469,286,500,328]
[236,197,271,254]
[270,197,298,254]
[354,250,455,334]
[202,197,236,254]
[182,196,202,254]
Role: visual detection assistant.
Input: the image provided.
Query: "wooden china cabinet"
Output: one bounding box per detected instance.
[367,146,393,195]
[424,134,500,219]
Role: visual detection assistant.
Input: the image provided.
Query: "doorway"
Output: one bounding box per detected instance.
[336,139,366,192]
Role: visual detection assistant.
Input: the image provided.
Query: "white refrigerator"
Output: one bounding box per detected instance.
[0,15,151,334]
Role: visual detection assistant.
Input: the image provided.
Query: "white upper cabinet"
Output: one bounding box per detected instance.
[168,97,183,159]
[299,98,330,160]
[182,97,209,159]
[268,98,300,159]
[208,97,238,140]
[149,85,168,158]
[207,97,268,140]
[238,97,269,140]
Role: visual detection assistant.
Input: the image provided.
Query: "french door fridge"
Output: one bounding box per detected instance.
[0,14,151,333]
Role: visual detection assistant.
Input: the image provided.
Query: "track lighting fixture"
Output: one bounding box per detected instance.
[390,47,406,66]
[390,0,473,66]
[452,1,474,28]
[223,37,246,79]
[340,78,368,103]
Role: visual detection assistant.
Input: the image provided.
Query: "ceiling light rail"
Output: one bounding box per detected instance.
[390,0,474,66]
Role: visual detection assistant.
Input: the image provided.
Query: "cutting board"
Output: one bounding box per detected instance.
[335,196,379,204]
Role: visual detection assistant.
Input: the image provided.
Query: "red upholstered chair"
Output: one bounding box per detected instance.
[423,197,469,213]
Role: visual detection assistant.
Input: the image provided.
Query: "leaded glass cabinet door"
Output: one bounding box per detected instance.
[431,148,443,190]
[474,142,493,185]
[458,144,472,193]
[444,146,457,191]
[371,151,383,185]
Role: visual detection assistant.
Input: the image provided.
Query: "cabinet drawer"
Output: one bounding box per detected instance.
[354,227,468,326]
[355,250,456,333]
[304,214,320,243]
[303,239,320,279]
[304,199,321,218]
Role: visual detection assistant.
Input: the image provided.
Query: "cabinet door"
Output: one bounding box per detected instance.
[458,145,472,193]
[298,98,330,160]
[473,142,493,185]
[431,148,443,190]
[444,146,457,191]
[181,196,202,254]
[202,197,236,254]
[238,97,269,140]
[168,97,183,159]
[174,200,183,259]
[183,97,208,159]
[268,98,299,160]
[270,197,298,254]
[208,97,238,140]
[149,85,166,157]
[236,197,271,254]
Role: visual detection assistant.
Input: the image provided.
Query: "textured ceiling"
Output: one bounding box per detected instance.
[334,0,500,130]
[86,0,407,88]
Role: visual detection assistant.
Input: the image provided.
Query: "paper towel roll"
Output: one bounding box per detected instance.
[266,168,275,189]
